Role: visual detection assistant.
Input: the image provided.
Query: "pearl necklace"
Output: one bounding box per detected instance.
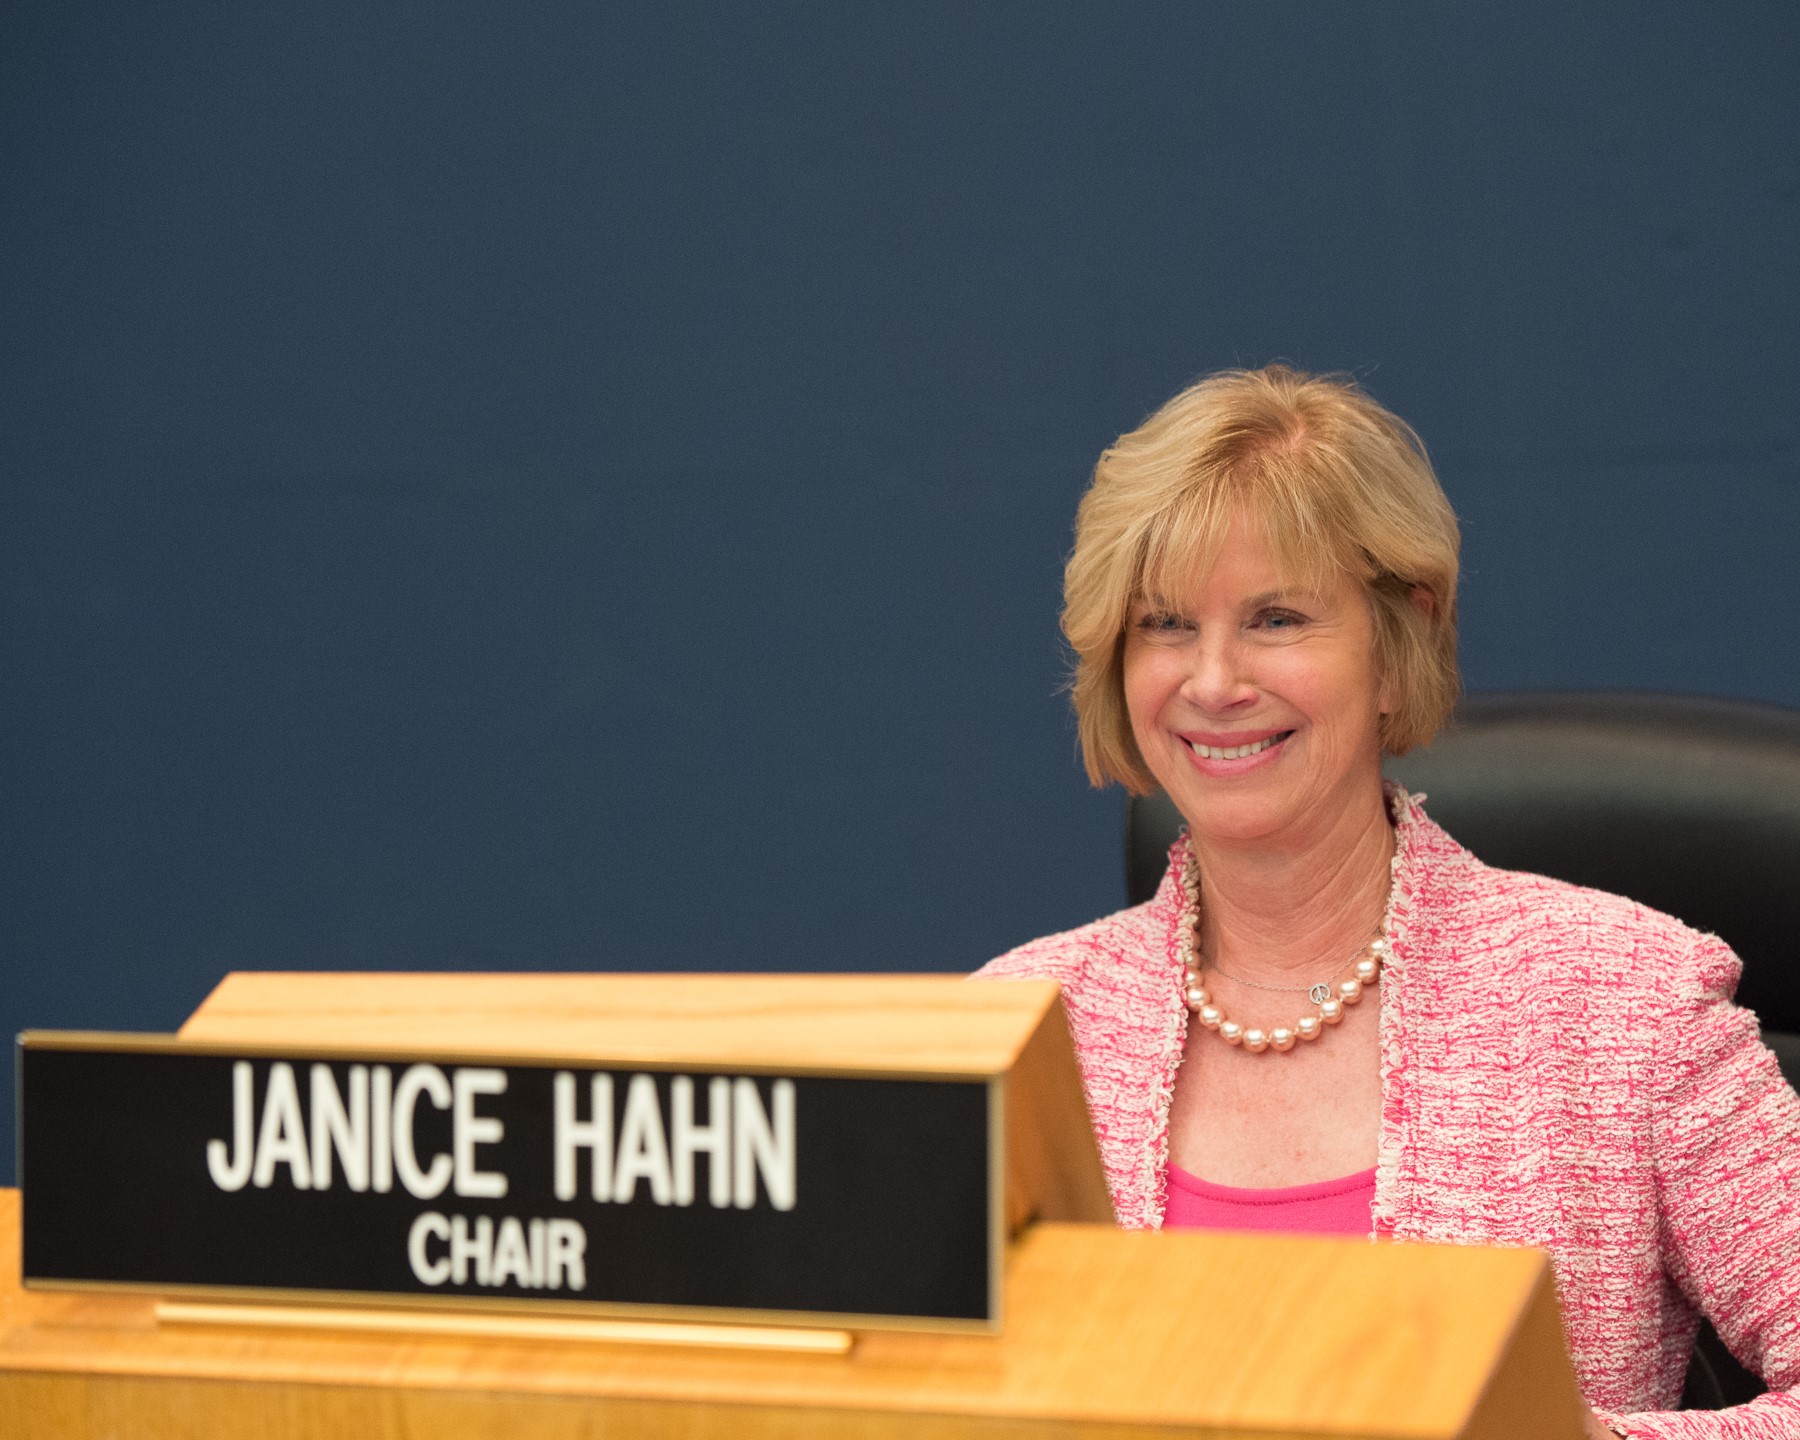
[1178,850,1389,1054]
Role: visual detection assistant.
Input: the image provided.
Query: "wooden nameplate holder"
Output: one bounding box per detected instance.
[0,972,1590,1437]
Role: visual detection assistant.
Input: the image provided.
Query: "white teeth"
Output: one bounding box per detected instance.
[1188,734,1284,760]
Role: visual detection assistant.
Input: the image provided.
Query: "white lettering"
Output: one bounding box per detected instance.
[733,1078,796,1211]
[545,1217,586,1290]
[613,1074,672,1205]
[392,1064,453,1199]
[206,1061,255,1191]
[370,1065,394,1193]
[552,1072,613,1202]
[671,1076,731,1208]
[407,1211,451,1285]
[410,1213,576,1289]
[450,1213,493,1286]
[490,1216,532,1287]
[310,1064,369,1192]
[452,1068,507,1199]
[252,1062,313,1190]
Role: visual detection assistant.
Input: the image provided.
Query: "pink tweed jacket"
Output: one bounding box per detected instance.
[975,789,1800,1439]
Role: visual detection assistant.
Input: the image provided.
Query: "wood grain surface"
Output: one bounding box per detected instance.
[1003,996,1114,1228]
[177,971,1061,1076]
[0,1190,1587,1438]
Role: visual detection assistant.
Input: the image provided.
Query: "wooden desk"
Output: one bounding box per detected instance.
[0,1189,1585,1438]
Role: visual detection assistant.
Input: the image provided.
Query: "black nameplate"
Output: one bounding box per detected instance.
[18,1037,998,1329]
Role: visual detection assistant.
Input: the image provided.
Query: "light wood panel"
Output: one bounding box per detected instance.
[1459,1266,1588,1440]
[0,1190,1588,1438]
[178,971,1060,1076]
[1004,996,1113,1229]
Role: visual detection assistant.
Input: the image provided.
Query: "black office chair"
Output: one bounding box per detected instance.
[1125,691,1800,1411]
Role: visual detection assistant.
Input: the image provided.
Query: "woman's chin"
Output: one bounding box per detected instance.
[1178,792,1301,848]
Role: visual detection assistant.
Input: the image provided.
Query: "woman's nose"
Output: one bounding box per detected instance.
[1178,635,1257,712]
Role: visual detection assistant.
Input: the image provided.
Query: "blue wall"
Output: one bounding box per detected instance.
[3,3,1796,1179]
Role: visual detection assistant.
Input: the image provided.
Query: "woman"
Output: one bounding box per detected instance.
[976,366,1800,1439]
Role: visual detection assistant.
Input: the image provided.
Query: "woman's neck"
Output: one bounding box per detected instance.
[1191,781,1396,983]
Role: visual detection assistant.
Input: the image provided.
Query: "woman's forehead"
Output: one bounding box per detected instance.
[1137,513,1355,609]
[1141,483,1350,573]
[1134,574,1352,612]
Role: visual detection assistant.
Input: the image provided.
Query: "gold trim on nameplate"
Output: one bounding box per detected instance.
[986,1074,1006,1331]
[27,1275,997,1336]
[154,1300,855,1354]
[16,1029,997,1085]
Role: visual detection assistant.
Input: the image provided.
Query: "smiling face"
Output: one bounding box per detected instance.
[1122,507,1390,849]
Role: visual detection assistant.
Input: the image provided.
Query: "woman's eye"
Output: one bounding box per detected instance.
[1253,609,1307,632]
[1134,611,1190,634]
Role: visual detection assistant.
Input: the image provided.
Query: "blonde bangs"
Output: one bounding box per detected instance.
[1135,458,1364,615]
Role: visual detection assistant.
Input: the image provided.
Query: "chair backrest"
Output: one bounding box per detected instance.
[1125,691,1800,1087]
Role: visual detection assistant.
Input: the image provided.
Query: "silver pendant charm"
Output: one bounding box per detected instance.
[1308,983,1332,1005]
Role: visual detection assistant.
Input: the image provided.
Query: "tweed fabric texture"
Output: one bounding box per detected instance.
[975,789,1800,1438]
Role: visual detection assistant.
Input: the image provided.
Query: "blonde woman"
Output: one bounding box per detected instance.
[978,367,1800,1439]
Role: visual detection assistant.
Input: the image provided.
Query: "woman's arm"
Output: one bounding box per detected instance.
[1607,937,1800,1439]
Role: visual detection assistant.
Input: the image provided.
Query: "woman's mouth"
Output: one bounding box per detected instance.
[1183,730,1294,763]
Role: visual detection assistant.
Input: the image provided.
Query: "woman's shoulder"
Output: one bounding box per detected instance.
[1411,808,1739,1000]
[972,897,1172,990]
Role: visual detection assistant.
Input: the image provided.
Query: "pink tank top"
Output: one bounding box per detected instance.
[1163,1162,1376,1236]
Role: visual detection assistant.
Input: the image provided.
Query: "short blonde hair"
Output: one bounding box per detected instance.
[1065,365,1461,792]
